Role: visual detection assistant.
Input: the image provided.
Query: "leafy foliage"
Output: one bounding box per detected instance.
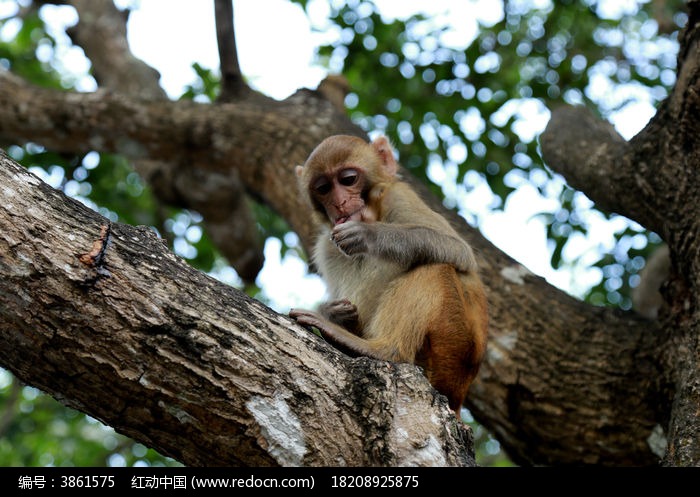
[0,371,180,467]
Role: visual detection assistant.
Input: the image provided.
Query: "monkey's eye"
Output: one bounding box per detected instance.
[338,169,359,187]
[313,178,332,195]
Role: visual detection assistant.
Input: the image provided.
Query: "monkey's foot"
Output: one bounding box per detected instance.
[289,308,326,331]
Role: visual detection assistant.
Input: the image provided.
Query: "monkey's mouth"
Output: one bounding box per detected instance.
[334,210,362,225]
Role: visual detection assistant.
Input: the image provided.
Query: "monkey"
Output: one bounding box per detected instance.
[289,134,488,414]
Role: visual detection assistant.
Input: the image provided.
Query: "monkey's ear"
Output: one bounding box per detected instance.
[295,165,304,178]
[371,136,398,177]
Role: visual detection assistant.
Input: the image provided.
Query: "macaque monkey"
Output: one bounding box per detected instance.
[290,135,488,413]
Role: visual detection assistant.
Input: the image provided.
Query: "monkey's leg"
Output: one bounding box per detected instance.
[421,329,479,413]
[418,267,486,413]
[365,264,481,413]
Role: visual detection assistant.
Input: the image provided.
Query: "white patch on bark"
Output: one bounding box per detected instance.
[159,401,196,425]
[500,264,531,285]
[392,396,447,467]
[395,427,409,440]
[646,424,667,458]
[247,394,307,466]
[1,184,15,198]
[487,329,518,364]
[399,435,446,467]
[495,329,518,350]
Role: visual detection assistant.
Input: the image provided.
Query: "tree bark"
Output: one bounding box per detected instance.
[0,152,474,467]
[540,0,700,465]
[0,0,698,466]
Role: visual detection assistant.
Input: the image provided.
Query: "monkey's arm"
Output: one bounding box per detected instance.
[333,181,477,272]
[332,222,477,273]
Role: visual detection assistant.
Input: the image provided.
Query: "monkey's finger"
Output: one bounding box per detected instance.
[327,299,357,312]
[332,229,366,254]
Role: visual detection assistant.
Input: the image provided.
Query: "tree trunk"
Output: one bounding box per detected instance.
[539,1,700,464]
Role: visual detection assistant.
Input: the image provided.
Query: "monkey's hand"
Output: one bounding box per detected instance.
[331,221,377,256]
[319,299,360,334]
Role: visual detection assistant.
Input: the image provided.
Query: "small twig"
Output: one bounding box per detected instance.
[78,223,112,268]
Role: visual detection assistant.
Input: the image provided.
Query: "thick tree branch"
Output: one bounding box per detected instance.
[457,231,663,466]
[539,106,631,220]
[66,0,164,100]
[0,151,473,467]
[540,5,700,242]
[64,0,264,283]
[0,69,362,243]
[540,1,700,466]
[316,74,351,112]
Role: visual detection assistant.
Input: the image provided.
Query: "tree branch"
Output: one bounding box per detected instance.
[540,106,629,217]
[0,69,363,244]
[459,234,663,465]
[214,0,247,101]
[0,151,474,467]
[66,0,165,100]
[64,0,264,283]
[540,6,700,242]
[539,1,700,465]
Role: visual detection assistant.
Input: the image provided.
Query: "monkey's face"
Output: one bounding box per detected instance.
[310,166,368,226]
[296,135,397,227]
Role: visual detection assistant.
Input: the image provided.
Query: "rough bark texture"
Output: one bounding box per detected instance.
[0,153,474,467]
[0,0,698,466]
[539,2,700,466]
